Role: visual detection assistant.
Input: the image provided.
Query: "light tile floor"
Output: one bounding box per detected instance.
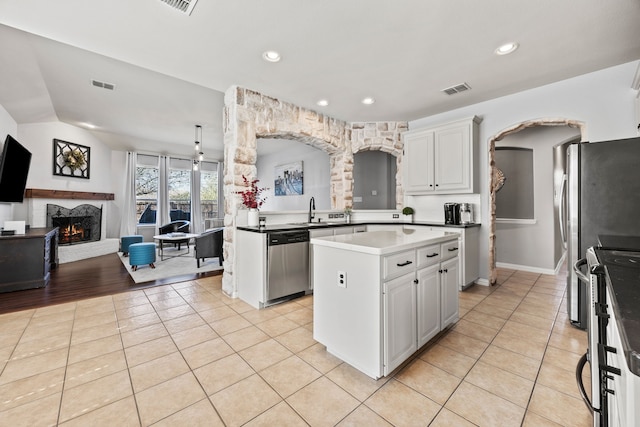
[0,266,593,426]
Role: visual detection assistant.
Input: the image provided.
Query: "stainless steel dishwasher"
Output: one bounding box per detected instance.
[266,230,310,305]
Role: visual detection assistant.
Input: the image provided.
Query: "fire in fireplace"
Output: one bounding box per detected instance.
[46,204,102,245]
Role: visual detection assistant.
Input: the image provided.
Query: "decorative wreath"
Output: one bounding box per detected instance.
[63,148,86,171]
[493,168,506,192]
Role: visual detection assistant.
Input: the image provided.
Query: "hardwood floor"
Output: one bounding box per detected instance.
[0,253,221,314]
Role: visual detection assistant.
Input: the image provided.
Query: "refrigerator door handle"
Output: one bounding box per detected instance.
[558,174,567,249]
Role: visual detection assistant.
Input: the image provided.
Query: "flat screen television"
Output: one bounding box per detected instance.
[0,135,32,203]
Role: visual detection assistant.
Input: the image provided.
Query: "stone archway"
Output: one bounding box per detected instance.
[487,118,586,285]
[221,86,407,297]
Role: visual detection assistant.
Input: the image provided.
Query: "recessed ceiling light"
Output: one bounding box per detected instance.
[262,50,281,62]
[495,42,519,55]
[317,99,329,107]
[361,97,375,105]
[81,122,97,129]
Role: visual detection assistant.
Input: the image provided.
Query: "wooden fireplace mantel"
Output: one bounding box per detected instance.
[24,188,115,201]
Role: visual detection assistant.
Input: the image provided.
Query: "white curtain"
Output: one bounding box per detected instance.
[191,168,202,234]
[119,151,138,236]
[157,155,170,230]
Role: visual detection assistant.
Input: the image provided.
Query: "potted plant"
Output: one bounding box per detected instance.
[402,206,414,223]
[344,207,352,223]
[236,175,268,226]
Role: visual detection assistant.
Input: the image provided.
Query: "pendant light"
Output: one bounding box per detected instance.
[193,125,203,170]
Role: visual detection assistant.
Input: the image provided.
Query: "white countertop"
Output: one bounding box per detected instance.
[310,229,459,255]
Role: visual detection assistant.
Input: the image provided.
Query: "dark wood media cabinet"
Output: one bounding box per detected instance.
[0,227,59,293]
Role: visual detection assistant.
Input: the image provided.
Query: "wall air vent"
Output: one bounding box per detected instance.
[159,0,199,15]
[442,83,471,95]
[91,80,115,91]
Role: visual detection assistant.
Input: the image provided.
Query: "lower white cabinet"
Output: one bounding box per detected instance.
[416,264,440,347]
[383,246,459,375]
[440,257,460,327]
[383,272,418,374]
[312,230,460,379]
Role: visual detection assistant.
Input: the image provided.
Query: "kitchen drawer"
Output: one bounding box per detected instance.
[441,239,459,261]
[384,250,416,280]
[416,244,441,269]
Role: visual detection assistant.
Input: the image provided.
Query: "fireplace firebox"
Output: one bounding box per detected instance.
[46,204,102,245]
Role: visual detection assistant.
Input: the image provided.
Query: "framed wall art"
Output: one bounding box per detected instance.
[274,161,303,196]
[53,139,90,179]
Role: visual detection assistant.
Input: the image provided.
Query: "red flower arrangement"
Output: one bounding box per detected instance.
[236,175,268,209]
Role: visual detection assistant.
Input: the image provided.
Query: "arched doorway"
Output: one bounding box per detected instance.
[487,118,586,285]
[221,86,407,296]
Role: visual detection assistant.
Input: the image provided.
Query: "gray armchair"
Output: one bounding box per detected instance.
[194,227,224,268]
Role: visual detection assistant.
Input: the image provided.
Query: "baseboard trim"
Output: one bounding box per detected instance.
[496,261,556,275]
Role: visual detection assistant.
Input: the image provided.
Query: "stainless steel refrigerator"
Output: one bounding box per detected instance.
[567,136,640,329]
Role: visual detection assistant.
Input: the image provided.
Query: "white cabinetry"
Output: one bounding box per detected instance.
[605,287,640,427]
[382,241,460,375]
[403,116,481,194]
[405,224,478,289]
[383,272,417,373]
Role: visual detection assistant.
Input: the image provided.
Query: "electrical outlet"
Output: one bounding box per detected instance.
[392,214,399,219]
[329,213,335,219]
[337,271,347,288]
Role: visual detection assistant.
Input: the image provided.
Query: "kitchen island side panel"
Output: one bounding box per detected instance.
[313,244,383,379]
[236,230,267,308]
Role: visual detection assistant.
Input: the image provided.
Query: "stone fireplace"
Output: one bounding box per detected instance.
[46,203,102,245]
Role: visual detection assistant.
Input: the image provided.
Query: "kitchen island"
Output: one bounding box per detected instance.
[311,229,460,379]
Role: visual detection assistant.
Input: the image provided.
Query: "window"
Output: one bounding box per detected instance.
[132,154,222,229]
[200,161,220,229]
[135,155,159,224]
[495,147,534,220]
[168,158,192,221]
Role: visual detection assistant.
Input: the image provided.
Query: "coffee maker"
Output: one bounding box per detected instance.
[444,203,460,225]
[459,203,474,224]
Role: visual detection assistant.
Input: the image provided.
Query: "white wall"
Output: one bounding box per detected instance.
[256,141,330,211]
[495,126,579,271]
[10,121,119,236]
[0,104,18,225]
[409,60,640,282]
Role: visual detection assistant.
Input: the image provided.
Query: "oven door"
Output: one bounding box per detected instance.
[575,249,605,425]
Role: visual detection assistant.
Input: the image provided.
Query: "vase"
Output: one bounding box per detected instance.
[247,208,259,226]
[403,214,413,223]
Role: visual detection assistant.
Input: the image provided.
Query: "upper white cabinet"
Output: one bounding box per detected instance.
[403,116,481,194]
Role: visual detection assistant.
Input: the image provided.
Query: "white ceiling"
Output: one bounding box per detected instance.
[1,0,639,161]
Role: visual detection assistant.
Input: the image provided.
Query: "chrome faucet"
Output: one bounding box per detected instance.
[308,197,316,223]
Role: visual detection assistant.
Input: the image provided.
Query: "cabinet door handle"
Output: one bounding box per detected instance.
[396,260,413,267]
[413,279,419,284]
[439,269,448,274]
[426,253,439,258]
[448,247,458,252]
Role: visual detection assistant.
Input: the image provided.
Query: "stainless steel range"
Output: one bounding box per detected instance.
[575,244,640,426]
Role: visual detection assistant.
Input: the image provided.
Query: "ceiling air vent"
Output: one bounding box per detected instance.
[442,83,471,96]
[91,79,115,91]
[159,0,199,15]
